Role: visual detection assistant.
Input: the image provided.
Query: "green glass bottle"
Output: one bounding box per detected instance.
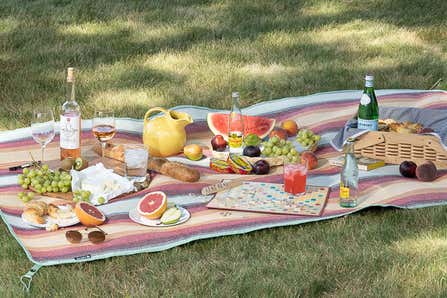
[357,74,379,131]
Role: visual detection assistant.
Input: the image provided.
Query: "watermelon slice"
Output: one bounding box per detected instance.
[207,113,275,139]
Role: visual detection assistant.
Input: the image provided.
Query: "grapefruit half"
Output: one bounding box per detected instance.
[75,202,106,227]
[137,191,167,219]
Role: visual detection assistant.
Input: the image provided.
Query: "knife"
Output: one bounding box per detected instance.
[8,161,41,171]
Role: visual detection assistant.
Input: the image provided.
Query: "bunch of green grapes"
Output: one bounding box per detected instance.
[296,129,321,147]
[72,190,92,203]
[17,191,35,203]
[261,136,300,163]
[72,190,105,204]
[17,164,72,194]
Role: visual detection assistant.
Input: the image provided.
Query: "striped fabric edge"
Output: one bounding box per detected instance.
[3,199,447,267]
[1,89,445,142]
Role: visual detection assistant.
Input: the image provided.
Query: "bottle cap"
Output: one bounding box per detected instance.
[67,67,75,82]
[232,92,240,98]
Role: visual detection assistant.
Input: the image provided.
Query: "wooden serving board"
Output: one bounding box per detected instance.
[97,142,286,167]
[35,153,130,201]
[211,150,284,166]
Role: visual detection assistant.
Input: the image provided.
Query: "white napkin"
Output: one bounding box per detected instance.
[70,163,135,205]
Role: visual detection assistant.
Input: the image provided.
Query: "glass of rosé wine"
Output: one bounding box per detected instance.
[92,110,116,158]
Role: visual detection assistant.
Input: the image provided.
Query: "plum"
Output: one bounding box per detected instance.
[416,161,438,182]
[253,160,270,175]
[243,145,261,157]
[399,161,417,178]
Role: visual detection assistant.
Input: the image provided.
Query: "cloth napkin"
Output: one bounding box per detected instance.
[331,107,447,151]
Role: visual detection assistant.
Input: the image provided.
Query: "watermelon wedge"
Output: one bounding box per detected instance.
[207,113,275,139]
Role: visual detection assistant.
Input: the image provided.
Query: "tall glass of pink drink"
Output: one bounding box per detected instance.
[284,163,307,195]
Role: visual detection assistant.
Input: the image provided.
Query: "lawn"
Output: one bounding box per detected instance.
[1,0,447,296]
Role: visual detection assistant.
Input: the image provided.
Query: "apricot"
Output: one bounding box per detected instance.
[281,120,299,137]
[301,151,318,170]
[269,128,288,140]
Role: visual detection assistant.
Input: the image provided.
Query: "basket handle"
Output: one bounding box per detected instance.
[354,132,385,150]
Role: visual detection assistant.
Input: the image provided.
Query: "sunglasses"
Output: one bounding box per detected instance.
[65,226,107,244]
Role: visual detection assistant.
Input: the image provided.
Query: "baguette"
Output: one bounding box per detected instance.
[148,158,200,182]
[93,143,201,182]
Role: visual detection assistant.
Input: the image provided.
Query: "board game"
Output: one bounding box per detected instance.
[206,181,329,217]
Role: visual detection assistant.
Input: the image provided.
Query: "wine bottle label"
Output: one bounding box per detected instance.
[360,93,371,105]
[340,186,350,199]
[357,118,378,131]
[60,115,80,149]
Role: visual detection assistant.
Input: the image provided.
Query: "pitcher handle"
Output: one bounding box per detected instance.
[144,107,171,125]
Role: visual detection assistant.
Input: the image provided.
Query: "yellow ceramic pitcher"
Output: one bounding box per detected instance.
[143,107,193,157]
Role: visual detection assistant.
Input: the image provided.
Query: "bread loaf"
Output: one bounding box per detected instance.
[148,158,200,182]
[93,143,201,182]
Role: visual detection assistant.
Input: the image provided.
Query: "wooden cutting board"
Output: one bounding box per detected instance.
[36,152,129,201]
[95,142,285,167]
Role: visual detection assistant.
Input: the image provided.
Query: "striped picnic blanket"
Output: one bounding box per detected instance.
[1,90,446,268]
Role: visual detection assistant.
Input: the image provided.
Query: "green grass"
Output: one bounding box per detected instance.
[0,0,447,296]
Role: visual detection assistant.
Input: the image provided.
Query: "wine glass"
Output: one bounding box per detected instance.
[92,110,116,158]
[31,109,55,162]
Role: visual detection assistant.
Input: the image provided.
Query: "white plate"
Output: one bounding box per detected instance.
[129,206,190,227]
[21,213,80,229]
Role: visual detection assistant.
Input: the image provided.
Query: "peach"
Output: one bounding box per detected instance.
[301,151,318,170]
[415,160,437,182]
[269,128,288,140]
[281,120,299,137]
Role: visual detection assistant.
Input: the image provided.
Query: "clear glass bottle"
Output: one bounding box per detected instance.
[228,92,244,153]
[60,67,81,160]
[340,138,359,208]
[357,74,379,131]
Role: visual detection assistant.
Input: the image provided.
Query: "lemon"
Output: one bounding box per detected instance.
[244,133,261,146]
[160,207,182,225]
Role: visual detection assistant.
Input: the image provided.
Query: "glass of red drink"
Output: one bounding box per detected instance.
[284,163,307,195]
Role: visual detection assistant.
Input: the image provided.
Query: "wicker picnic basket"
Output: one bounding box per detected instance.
[353,131,447,170]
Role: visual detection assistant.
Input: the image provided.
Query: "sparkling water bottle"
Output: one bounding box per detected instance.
[357,74,379,131]
[339,138,359,208]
